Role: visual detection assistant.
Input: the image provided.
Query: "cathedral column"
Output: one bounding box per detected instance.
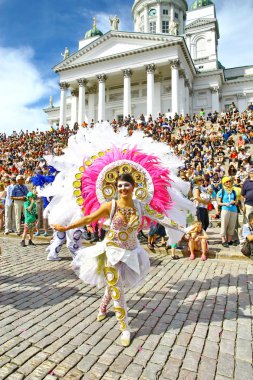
[185,79,190,116]
[179,69,186,116]
[146,64,156,117]
[97,74,107,122]
[59,82,69,127]
[123,69,132,118]
[170,4,174,22]
[78,79,87,125]
[170,59,180,116]
[87,85,97,123]
[189,87,193,116]
[179,9,184,35]
[237,93,247,112]
[210,86,220,113]
[154,73,162,116]
[144,6,149,33]
[70,89,78,127]
[157,3,162,34]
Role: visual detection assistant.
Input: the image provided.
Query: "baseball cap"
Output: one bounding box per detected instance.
[16,175,24,180]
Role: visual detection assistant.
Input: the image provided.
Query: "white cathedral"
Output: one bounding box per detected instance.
[44,0,253,127]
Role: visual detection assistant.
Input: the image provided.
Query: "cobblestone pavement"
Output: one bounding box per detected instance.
[0,237,253,380]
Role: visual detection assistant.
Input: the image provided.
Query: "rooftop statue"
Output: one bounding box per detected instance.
[169,20,178,36]
[110,15,120,31]
[61,47,70,60]
[49,96,54,108]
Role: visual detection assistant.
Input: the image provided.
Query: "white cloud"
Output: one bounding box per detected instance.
[217,0,253,68]
[0,46,57,135]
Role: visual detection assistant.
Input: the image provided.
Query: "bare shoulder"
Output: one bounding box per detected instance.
[99,201,113,215]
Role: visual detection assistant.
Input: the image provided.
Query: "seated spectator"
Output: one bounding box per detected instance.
[241,212,253,259]
[185,221,208,261]
[228,164,237,178]
[236,135,246,150]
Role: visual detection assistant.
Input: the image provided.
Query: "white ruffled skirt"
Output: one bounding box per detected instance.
[72,241,150,290]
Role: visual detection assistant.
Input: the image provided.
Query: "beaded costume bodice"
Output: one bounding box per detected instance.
[106,204,141,250]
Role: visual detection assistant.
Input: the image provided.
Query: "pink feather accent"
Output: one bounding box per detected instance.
[81,147,173,228]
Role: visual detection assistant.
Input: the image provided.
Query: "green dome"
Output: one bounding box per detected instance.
[85,19,103,39]
[85,26,103,39]
[190,0,213,10]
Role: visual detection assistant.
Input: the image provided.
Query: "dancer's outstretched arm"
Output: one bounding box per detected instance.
[52,202,111,232]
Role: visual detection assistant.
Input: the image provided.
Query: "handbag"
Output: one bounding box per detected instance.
[241,240,253,258]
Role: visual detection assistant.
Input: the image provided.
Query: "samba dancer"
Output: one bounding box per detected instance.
[42,124,195,347]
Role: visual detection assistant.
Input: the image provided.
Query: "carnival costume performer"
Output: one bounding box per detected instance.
[32,173,87,260]
[47,122,195,347]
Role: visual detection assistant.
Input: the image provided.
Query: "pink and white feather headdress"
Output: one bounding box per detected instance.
[72,145,173,229]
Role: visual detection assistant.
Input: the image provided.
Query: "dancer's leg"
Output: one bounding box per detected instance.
[97,286,111,321]
[66,228,83,258]
[103,264,130,346]
[46,230,66,260]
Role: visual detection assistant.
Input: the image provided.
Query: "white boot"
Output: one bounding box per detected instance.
[120,330,131,347]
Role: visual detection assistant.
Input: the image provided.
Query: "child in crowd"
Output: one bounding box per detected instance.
[20,192,38,247]
[185,221,208,261]
[148,222,166,248]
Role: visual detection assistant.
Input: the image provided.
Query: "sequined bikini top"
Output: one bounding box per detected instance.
[106,203,141,250]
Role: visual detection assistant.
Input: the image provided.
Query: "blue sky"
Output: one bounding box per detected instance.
[0,0,252,133]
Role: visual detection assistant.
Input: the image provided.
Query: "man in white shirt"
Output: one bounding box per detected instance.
[4,177,16,234]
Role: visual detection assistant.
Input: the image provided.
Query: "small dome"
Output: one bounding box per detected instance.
[190,0,213,10]
[85,18,103,39]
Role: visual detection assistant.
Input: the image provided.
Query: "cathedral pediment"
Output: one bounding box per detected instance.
[185,18,216,29]
[53,31,181,73]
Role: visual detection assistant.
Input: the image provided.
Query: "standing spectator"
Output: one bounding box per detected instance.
[0,182,6,230]
[217,177,238,247]
[241,168,253,220]
[193,177,210,231]
[11,175,28,235]
[4,177,16,234]
[20,192,38,247]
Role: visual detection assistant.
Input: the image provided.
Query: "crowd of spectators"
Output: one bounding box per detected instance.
[1,102,253,252]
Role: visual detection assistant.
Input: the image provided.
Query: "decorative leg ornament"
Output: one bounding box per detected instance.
[97,286,111,321]
[103,264,130,347]
[46,231,66,261]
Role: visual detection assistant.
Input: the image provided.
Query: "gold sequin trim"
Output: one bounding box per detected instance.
[73,180,81,189]
[132,171,145,183]
[107,230,115,240]
[111,286,120,301]
[104,266,119,286]
[120,321,127,331]
[135,187,148,201]
[102,185,115,199]
[105,171,117,183]
[114,306,126,320]
[119,164,132,174]
[118,231,129,242]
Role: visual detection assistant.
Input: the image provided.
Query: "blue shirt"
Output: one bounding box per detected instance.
[11,184,28,198]
[217,189,237,213]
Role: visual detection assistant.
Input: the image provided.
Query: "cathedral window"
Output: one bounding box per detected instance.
[196,38,206,58]
[163,9,169,15]
[150,21,156,33]
[162,21,169,33]
[175,12,179,19]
